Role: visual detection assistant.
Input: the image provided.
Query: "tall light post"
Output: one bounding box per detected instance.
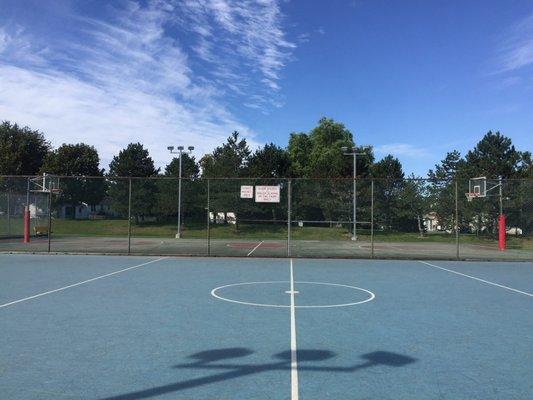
[341,146,369,241]
[167,145,194,239]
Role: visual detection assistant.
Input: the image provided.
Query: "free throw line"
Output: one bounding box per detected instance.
[289,258,299,400]
[0,257,166,309]
[247,241,264,256]
[419,261,533,297]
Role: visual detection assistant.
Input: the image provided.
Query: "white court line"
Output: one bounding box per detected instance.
[0,257,166,309]
[289,258,299,400]
[246,241,264,256]
[419,261,533,297]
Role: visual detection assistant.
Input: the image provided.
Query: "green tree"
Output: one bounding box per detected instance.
[372,155,405,230]
[108,143,159,221]
[287,132,312,177]
[464,132,524,235]
[200,131,251,178]
[398,175,428,235]
[247,143,291,178]
[465,131,522,179]
[200,132,252,230]
[0,121,50,175]
[288,118,374,226]
[427,151,467,232]
[41,143,106,211]
[156,154,203,224]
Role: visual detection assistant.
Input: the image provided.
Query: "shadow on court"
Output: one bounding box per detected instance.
[100,347,416,400]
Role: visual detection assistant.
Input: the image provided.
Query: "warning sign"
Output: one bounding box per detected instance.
[240,185,254,199]
[255,185,280,203]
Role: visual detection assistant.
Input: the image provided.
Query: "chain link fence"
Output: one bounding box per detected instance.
[0,175,531,260]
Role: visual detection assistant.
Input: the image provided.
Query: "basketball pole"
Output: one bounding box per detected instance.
[23,178,31,243]
[498,176,505,251]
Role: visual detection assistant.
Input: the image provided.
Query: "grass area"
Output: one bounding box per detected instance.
[45,218,533,250]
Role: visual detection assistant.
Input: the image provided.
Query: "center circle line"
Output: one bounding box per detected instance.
[210,281,375,308]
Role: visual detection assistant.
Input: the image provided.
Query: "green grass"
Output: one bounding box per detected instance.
[44,218,533,250]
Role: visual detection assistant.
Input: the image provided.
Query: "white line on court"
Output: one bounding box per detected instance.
[289,258,299,400]
[0,257,166,309]
[247,241,264,256]
[419,261,533,297]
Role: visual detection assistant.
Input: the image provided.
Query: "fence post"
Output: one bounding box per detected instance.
[287,179,291,257]
[455,179,459,260]
[371,180,374,259]
[207,179,211,256]
[6,189,11,237]
[128,178,132,255]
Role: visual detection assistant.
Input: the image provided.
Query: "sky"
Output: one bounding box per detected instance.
[0,0,532,176]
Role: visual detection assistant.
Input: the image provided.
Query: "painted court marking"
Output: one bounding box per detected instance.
[210,281,375,308]
[247,240,264,256]
[419,261,533,297]
[0,257,166,309]
[289,258,299,400]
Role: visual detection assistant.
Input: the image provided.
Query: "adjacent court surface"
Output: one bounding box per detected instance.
[1,254,532,399]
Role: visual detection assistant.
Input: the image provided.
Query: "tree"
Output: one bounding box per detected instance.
[287,132,312,177]
[107,143,159,220]
[465,131,522,179]
[247,143,291,178]
[427,151,467,232]
[464,132,523,235]
[200,132,251,229]
[372,155,405,230]
[200,131,251,178]
[0,121,50,175]
[40,143,106,210]
[398,175,428,236]
[156,154,203,223]
[287,118,374,226]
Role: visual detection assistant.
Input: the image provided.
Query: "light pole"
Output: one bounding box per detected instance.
[167,145,195,239]
[341,146,369,241]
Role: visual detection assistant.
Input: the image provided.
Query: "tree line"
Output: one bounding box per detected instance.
[1,119,531,234]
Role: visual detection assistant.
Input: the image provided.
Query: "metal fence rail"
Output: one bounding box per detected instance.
[0,175,531,260]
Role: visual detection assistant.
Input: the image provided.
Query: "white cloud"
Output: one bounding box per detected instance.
[0,29,7,52]
[496,13,533,72]
[0,0,294,169]
[374,143,427,158]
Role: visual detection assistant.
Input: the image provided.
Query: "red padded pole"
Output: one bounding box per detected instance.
[23,206,30,243]
[498,214,506,251]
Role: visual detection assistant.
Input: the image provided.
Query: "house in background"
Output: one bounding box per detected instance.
[57,198,119,219]
[423,212,442,232]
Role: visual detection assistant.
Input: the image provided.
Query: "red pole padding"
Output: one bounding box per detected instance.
[23,206,30,243]
[498,214,506,251]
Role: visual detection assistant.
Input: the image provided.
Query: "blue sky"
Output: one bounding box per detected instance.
[0,0,531,176]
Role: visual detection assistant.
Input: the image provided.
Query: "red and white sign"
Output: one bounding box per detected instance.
[255,185,280,203]
[240,185,254,199]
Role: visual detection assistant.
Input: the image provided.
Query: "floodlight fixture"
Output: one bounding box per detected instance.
[167,146,174,151]
[177,145,184,150]
[188,146,195,151]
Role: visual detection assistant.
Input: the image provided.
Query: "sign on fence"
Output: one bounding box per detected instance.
[255,185,280,203]
[240,185,254,199]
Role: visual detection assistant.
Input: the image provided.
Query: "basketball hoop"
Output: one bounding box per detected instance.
[465,192,480,202]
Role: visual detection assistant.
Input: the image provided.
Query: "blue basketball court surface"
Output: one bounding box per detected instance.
[1,254,532,399]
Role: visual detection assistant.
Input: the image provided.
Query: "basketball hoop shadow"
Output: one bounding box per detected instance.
[100,348,416,400]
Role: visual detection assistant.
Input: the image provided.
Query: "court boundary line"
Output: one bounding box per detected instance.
[419,261,533,297]
[0,257,166,309]
[247,241,264,256]
[289,258,299,400]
